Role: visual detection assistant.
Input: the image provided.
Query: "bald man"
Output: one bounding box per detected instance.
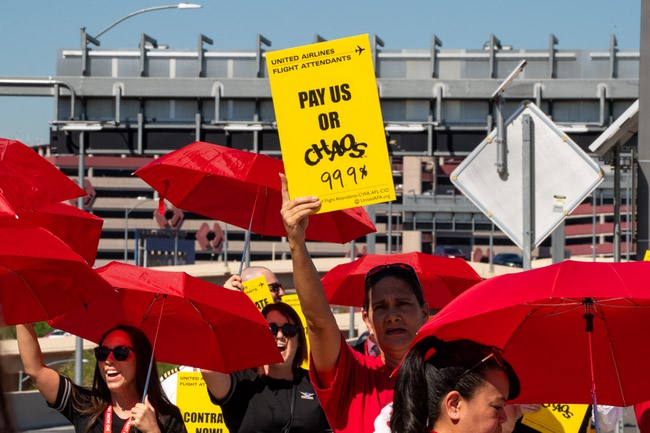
[228,266,285,302]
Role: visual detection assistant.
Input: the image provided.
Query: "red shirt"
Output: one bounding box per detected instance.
[310,334,395,433]
[635,401,650,432]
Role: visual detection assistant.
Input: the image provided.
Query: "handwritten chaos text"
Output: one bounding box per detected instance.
[541,404,574,419]
[304,134,367,167]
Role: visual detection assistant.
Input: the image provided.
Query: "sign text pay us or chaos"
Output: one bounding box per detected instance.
[266,34,395,213]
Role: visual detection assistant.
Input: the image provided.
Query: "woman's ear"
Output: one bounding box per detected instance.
[362,309,375,336]
[444,391,462,421]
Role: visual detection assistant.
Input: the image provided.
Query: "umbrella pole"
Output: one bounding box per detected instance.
[238,187,260,275]
[584,298,600,433]
[238,229,250,276]
[142,295,166,403]
[588,331,600,433]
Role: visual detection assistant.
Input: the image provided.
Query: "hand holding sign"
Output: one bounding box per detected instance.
[223,274,243,292]
[279,173,321,246]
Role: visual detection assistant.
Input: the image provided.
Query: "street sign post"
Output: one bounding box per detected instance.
[451,102,604,264]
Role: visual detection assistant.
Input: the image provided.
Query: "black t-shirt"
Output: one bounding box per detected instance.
[208,368,331,433]
[48,374,187,433]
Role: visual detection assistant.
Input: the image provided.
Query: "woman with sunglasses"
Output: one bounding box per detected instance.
[201,302,330,433]
[279,174,429,433]
[16,323,186,433]
[390,336,520,433]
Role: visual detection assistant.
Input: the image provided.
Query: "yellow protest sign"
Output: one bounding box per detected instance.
[521,403,589,433]
[266,34,396,213]
[175,371,229,433]
[282,294,310,369]
[243,275,274,311]
[644,250,650,261]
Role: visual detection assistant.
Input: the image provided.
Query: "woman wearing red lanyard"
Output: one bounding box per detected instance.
[17,323,186,433]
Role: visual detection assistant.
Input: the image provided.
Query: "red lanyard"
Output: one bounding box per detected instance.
[104,405,132,433]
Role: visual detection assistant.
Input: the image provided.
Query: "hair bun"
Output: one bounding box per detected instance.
[420,336,445,361]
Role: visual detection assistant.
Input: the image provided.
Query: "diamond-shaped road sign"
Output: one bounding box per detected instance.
[451,102,604,249]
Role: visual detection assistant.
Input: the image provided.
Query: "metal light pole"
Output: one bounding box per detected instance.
[74,131,85,386]
[72,3,200,383]
[124,198,155,263]
[492,59,527,177]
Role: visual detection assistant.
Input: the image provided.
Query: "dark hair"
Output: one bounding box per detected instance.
[363,264,425,311]
[0,359,16,433]
[390,336,520,433]
[261,302,307,372]
[74,325,180,433]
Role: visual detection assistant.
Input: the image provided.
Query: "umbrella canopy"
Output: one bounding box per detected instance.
[0,139,86,216]
[0,227,113,326]
[322,252,482,309]
[413,260,650,406]
[0,202,103,265]
[50,262,284,372]
[134,141,376,244]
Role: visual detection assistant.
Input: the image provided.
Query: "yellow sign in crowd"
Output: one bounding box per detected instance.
[522,404,589,433]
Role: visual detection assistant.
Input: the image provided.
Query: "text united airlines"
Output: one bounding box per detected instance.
[271,48,352,74]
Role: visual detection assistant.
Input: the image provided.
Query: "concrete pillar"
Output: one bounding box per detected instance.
[402,230,423,253]
[403,156,423,195]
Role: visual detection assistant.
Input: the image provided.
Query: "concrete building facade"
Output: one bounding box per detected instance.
[0,33,639,264]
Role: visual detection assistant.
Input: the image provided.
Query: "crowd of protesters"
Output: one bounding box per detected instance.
[7,174,642,433]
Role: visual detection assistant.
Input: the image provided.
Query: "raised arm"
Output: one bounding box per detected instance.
[200,369,232,401]
[16,324,61,404]
[280,174,342,382]
[201,274,243,401]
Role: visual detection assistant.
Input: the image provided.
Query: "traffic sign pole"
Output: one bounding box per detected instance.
[522,114,533,270]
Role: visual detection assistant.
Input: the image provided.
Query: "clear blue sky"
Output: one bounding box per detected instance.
[0,0,641,146]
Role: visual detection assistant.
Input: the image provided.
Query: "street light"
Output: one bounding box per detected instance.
[91,3,202,42]
[81,3,202,75]
[124,197,155,263]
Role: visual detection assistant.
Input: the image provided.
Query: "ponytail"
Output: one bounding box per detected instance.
[391,336,443,433]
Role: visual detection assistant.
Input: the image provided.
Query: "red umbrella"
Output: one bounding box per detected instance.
[0,203,103,265]
[0,139,86,216]
[134,141,376,244]
[413,260,650,407]
[322,252,482,309]
[0,227,113,326]
[50,262,284,372]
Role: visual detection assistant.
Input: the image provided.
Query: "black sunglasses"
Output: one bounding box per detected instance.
[365,263,419,287]
[94,345,135,362]
[267,282,283,294]
[453,347,505,390]
[269,323,301,338]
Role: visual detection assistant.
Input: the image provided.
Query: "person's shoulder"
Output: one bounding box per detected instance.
[231,368,263,388]
[57,374,92,402]
[233,368,258,380]
[295,368,312,382]
[345,344,385,369]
